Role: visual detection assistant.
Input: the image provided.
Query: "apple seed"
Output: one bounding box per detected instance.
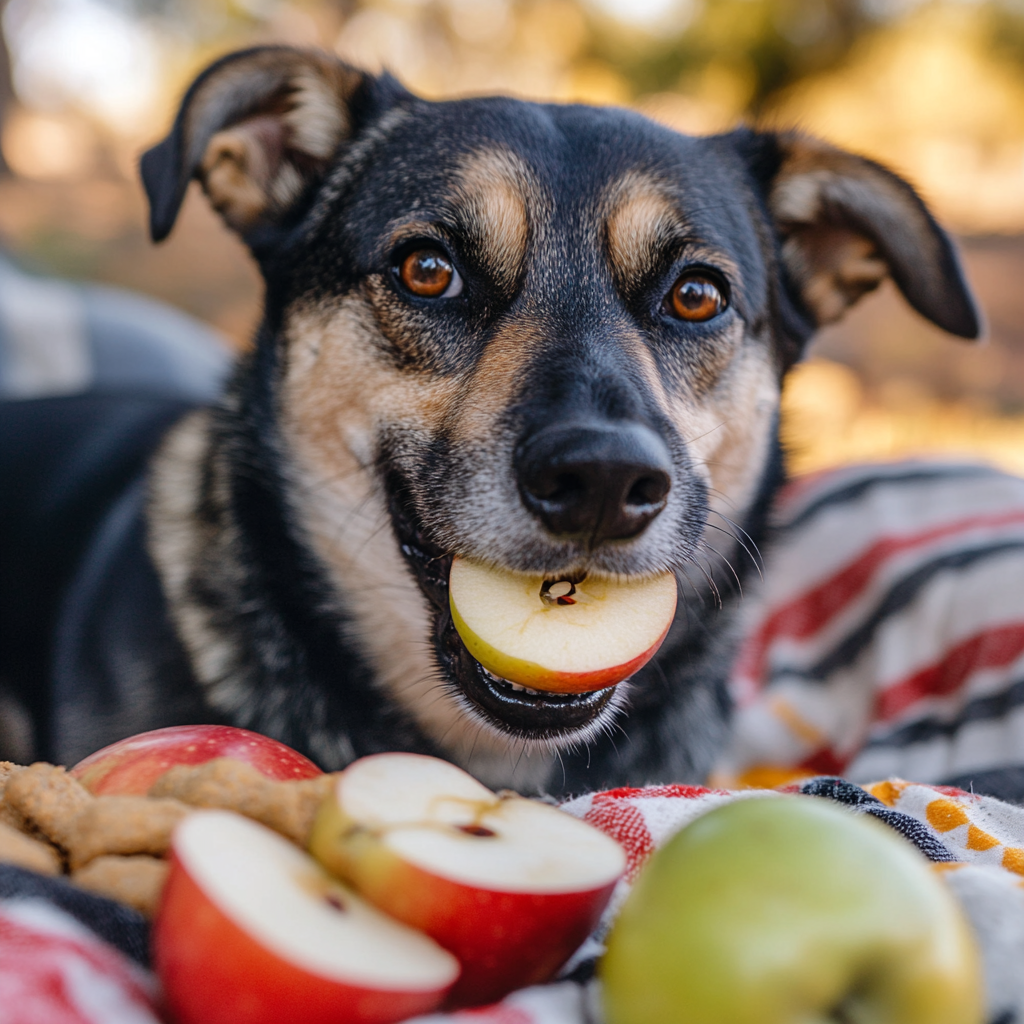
[455,824,497,838]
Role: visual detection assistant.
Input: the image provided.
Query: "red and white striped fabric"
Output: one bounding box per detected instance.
[0,899,160,1024]
[716,460,1024,791]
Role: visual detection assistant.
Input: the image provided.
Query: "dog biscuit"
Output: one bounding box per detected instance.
[150,758,336,846]
[0,762,27,831]
[65,796,191,870]
[72,854,170,918]
[0,819,62,876]
[4,762,93,848]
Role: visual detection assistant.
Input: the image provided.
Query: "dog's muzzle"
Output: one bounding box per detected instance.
[387,420,675,742]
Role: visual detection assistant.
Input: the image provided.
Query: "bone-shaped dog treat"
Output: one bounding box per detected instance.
[0,756,336,918]
[4,764,190,869]
[150,758,336,846]
[64,797,190,870]
[0,761,28,832]
[4,762,93,849]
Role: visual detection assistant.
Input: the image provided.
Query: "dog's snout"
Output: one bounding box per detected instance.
[516,422,672,543]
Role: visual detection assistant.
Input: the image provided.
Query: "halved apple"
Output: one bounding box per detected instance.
[154,810,459,1024]
[448,557,677,693]
[308,752,626,1009]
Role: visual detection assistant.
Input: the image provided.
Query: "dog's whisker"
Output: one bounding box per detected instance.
[674,565,708,611]
[684,421,727,446]
[686,555,723,609]
[704,519,763,579]
[698,539,744,599]
[710,510,766,577]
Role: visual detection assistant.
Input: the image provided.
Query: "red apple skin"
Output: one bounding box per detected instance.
[338,838,617,1009]
[70,725,322,795]
[154,850,452,1024]
[452,599,673,693]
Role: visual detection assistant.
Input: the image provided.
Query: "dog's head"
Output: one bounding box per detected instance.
[142,47,977,774]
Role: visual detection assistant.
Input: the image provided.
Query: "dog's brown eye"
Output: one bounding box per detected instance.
[667,273,726,322]
[399,249,459,298]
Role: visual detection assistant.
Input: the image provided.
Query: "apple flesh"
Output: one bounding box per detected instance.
[154,810,460,1024]
[601,796,984,1024]
[70,725,322,795]
[448,557,677,693]
[308,752,626,1009]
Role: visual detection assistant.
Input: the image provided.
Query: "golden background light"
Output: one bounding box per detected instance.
[0,0,1021,477]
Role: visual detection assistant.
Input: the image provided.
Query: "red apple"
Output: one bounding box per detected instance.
[154,810,460,1024]
[448,557,677,693]
[308,753,626,1008]
[70,725,322,795]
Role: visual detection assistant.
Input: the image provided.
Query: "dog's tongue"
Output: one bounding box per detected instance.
[448,557,677,694]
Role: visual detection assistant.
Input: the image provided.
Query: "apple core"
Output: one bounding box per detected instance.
[448,557,677,693]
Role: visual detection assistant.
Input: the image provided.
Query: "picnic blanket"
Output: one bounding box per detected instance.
[5,459,1024,1023]
[3,777,1023,1024]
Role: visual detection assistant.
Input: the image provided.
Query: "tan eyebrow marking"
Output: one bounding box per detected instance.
[605,172,685,284]
[449,147,535,293]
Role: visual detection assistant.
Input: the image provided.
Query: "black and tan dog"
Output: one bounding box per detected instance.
[2,46,979,794]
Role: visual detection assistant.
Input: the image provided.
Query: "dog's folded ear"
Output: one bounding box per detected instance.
[141,46,372,245]
[752,131,980,340]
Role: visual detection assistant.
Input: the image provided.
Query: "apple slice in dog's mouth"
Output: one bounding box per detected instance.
[448,557,677,694]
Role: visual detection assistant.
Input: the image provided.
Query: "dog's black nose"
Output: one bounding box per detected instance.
[516,422,672,543]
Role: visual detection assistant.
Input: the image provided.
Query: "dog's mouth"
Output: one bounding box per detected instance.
[388,488,621,742]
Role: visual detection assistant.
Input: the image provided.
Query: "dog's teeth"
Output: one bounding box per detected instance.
[479,665,542,696]
[505,680,544,696]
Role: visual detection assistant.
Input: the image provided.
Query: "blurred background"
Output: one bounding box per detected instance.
[1,0,1023,476]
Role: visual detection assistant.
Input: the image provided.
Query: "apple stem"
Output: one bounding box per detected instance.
[541,578,579,606]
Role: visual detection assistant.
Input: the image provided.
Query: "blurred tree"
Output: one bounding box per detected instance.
[587,0,899,113]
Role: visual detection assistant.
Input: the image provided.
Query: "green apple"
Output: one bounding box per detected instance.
[309,752,626,1008]
[601,796,983,1024]
[448,556,677,693]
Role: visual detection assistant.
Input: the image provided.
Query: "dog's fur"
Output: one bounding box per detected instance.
[116,46,978,794]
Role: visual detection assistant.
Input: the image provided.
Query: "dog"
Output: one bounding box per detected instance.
[0,45,978,796]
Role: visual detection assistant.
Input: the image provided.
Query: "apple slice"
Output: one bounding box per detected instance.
[154,810,459,1024]
[71,725,322,795]
[308,752,626,1009]
[449,557,677,693]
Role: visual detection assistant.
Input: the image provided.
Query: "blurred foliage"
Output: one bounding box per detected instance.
[2,0,1024,476]
[590,0,878,111]
[94,0,1024,113]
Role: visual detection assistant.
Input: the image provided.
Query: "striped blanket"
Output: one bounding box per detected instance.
[718,460,1024,798]
[4,460,1024,1023]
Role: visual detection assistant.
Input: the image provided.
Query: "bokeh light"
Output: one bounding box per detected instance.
[0,0,1020,476]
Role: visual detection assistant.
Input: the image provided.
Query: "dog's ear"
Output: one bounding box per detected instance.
[748,131,980,340]
[141,46,374,244]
